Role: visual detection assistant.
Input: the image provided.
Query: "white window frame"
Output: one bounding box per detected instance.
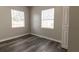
[11,9,25,28]
[41,8,55,29]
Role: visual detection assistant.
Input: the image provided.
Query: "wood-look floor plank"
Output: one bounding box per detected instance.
[0,34,67,52]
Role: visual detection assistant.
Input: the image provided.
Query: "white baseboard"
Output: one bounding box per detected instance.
[61,44,68,49]
[31,33,61,43]
[0,33,30,42]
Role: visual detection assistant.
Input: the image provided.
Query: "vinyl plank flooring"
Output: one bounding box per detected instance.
[0,34,67,52]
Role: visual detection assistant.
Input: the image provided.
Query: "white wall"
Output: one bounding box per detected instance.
[30,6,63,41]
[0,6,30,40]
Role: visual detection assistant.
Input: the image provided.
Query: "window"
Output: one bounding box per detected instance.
[41,8,54,29]
[11,9,25,28]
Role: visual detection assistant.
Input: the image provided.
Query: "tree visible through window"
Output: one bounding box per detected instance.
[11,9,25,28]
[41,8,54,29]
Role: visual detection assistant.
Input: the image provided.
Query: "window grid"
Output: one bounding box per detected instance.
[11,9,25,28]
[41,8,54,29]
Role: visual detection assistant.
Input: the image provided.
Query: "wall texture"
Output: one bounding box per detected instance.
[0,6,30,40]
[68,6,79,52]
[30,6,63,41]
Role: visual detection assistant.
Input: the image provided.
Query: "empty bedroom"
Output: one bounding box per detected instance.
[0,6,69,52]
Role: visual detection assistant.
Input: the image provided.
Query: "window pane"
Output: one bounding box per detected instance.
[11,9,25,28]
[41,8,54,29]
[42,8,54,20]
[41,20,54,28]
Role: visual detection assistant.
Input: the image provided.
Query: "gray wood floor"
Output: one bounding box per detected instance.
[0,34,67,52]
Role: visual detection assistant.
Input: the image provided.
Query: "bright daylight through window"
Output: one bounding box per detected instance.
[11,9,25,28]
[41,8,54,29]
